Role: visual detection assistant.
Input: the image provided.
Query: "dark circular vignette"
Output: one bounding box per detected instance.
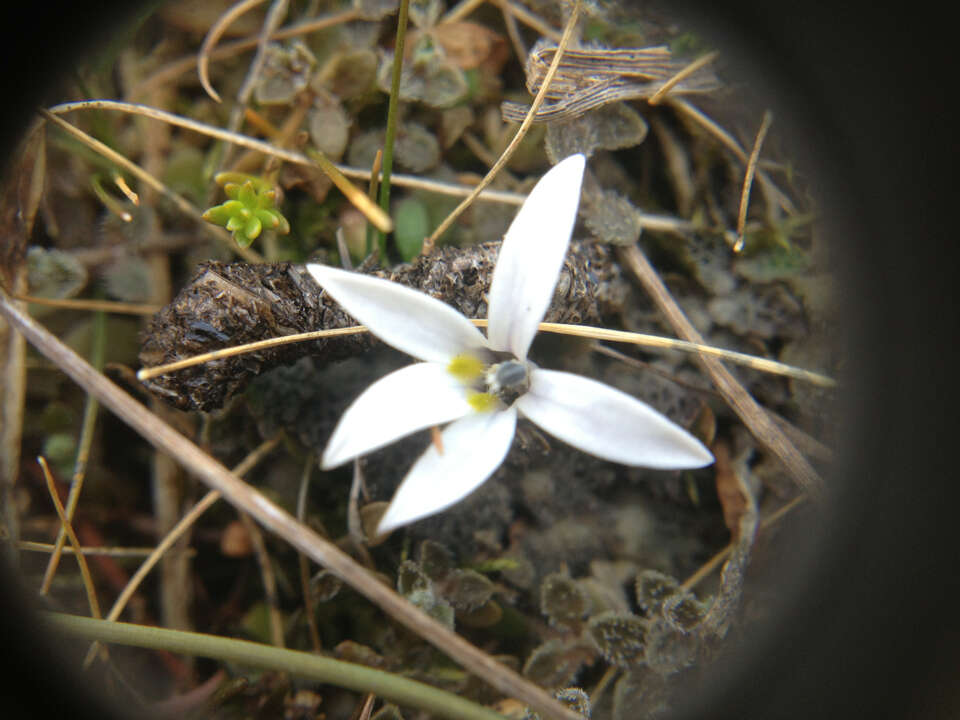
[0,4,145,719]
[1,2,955,720]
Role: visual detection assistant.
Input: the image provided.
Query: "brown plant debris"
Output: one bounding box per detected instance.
[139,240,622,411]
[502,42,719,123]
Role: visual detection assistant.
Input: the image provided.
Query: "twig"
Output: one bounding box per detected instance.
[421,0,582,253]
[113,175,140,205]
[533,322,835,387]
[0,289,582,720]
[365,150,383,257]
[617,244,825,498]
[734,110,773,252]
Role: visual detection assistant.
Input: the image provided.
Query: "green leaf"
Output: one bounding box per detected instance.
[394,196,429,260]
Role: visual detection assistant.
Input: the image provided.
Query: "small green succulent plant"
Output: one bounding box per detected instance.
[202,173,290,248]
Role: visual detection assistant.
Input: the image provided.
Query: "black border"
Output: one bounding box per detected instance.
[2,2,957,718]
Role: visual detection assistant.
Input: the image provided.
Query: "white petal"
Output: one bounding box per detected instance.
[322,363,472,469]
[376,408,517,534]
[517,369,714,469]
[487,154,586,359]
[306,264,488,363]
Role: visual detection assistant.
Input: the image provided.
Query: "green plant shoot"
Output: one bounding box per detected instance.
[202,172,290,248]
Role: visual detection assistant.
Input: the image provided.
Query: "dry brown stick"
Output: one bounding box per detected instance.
[617,244,824,499]
[0,288,581,720]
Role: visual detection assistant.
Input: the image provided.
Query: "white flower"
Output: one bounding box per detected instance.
[307,154,713,534]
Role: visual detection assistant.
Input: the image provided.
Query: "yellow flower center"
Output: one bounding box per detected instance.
[447,353,485,382]
[467,391,500,413]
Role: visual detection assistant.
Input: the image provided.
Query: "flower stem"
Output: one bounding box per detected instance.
[45,613,510,720]
[376,0,411,260]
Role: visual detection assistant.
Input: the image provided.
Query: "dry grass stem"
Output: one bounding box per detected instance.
[0,290,583,720]
[135,9,360,99]
[421,0,581,253]
[39,312,104,594]
[135,326,369,381]
[198,0,268,103]
[81,434,282,667]
[39,109,263,264]
[296,455,322,653]
[496,0,562,41]
[16,295,162,316]
[238,510,285,647]
[497,0,528,64]
[18,541,170,558]
[442,0,487,24]
[534,321,835,387]
[668,97,796,215]
[618,244,825,498]
[137,319,834,387]
[44,102,392,234]
[38,457,102,619]
[682,494,808,591]
[305,148,393,233]
[649,50,720,105]
[734,110,774,251]
[112,175,140,205]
